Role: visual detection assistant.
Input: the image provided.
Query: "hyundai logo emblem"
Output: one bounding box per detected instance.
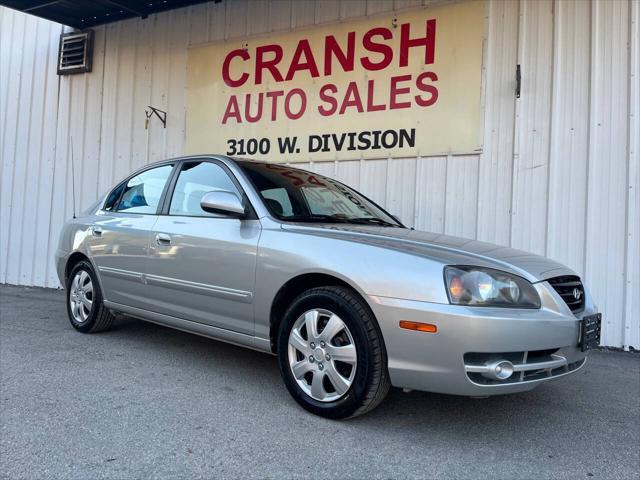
[573,288,583,301]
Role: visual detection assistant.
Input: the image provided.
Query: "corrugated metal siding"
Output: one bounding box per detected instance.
[0,11,62,286]
[583,0,632,348]
[476,0,518,247]
[0,0,637,349]
[626,0,639,349]
[547,0,590,278]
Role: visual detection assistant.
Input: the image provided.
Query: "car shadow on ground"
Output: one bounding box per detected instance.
[107,314,619,435]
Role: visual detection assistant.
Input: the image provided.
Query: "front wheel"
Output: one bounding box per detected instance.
[277,286,390,419]
[66,260,114,333]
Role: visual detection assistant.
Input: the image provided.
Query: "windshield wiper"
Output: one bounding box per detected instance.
[279,214,401,227]
[347,217,402,227]
[279,214,351,223]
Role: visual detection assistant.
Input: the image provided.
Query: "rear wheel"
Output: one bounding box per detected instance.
[66,260,114,333]
[277,286,390,419]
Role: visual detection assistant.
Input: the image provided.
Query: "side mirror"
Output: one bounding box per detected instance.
[200,191,246,218]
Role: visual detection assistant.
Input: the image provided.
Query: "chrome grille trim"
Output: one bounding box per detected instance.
[547,275,585,313]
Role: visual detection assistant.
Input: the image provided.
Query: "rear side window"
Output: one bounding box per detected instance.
[115,165,173,214]
[169,161,240,216]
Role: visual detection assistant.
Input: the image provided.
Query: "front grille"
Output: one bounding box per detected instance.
[548,276,585,313]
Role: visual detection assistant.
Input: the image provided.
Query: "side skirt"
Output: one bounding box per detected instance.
[103,300,273,354]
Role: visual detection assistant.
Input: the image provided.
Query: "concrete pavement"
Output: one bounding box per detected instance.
[1,284,638,479]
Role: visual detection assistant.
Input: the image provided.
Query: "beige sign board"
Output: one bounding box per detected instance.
[186,1,485,162]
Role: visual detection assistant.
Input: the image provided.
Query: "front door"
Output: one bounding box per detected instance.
[145,160,260,335]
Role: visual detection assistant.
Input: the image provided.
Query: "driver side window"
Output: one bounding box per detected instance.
[169,161,240,216]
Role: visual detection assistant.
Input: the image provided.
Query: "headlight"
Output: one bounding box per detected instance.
[444,266,541,308]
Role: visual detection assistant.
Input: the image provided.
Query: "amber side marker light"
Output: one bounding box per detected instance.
[399,321,437,333]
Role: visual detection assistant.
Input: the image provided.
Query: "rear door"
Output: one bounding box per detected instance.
[144,159,260,334]
[87,163,174,311]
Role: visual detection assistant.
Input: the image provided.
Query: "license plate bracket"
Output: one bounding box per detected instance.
[580,313,601,352]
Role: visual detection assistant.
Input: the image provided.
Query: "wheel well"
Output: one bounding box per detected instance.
[65,252,89,283]
[269,273,362,353]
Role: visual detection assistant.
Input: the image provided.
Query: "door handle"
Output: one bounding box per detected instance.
[155,233,171,245]
[92,226,103,237]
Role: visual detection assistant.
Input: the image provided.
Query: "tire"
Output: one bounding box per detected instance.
[66,260,114,333]
[277,286,390,419]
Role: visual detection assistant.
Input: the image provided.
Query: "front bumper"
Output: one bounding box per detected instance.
[367,283,596,396]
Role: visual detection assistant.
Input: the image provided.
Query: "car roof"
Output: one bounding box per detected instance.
[141,155,274,168]
[117,155,314,187]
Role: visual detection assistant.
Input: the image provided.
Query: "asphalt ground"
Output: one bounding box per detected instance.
[1,284,638,479]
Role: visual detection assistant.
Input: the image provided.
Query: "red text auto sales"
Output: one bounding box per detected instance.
[220,19,438,125]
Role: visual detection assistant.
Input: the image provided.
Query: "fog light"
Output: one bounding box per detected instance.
[482,360,514,381]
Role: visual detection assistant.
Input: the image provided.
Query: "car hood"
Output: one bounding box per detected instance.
[280,223,576,282]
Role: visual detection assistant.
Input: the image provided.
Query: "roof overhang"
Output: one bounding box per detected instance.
[0,0,219,29]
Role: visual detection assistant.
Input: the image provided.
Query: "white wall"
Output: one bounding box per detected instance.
[0,0,638,349]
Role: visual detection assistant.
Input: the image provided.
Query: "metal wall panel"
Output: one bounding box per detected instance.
[0,10,25,285]
[584,0,631,347]
[386,158,418,225]
[414,156,447,232]
[444,155,479,239]
[476,0,519,246]
[6,14,40,285]
[546,0,591,275]
[626,0,639,349]
[511,0,553,256]
[357,158,389,207]
[0,0,638,348]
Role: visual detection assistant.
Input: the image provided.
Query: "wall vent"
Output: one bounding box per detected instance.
[57,31,94,75]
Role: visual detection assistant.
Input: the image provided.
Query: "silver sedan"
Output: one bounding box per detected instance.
[55,155,601,418]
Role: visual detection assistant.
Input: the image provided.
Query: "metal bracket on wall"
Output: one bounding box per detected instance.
[145,106,166,129]
[515,64,521,98]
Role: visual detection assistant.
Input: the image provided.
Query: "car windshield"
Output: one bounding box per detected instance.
[237,161,403,227]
